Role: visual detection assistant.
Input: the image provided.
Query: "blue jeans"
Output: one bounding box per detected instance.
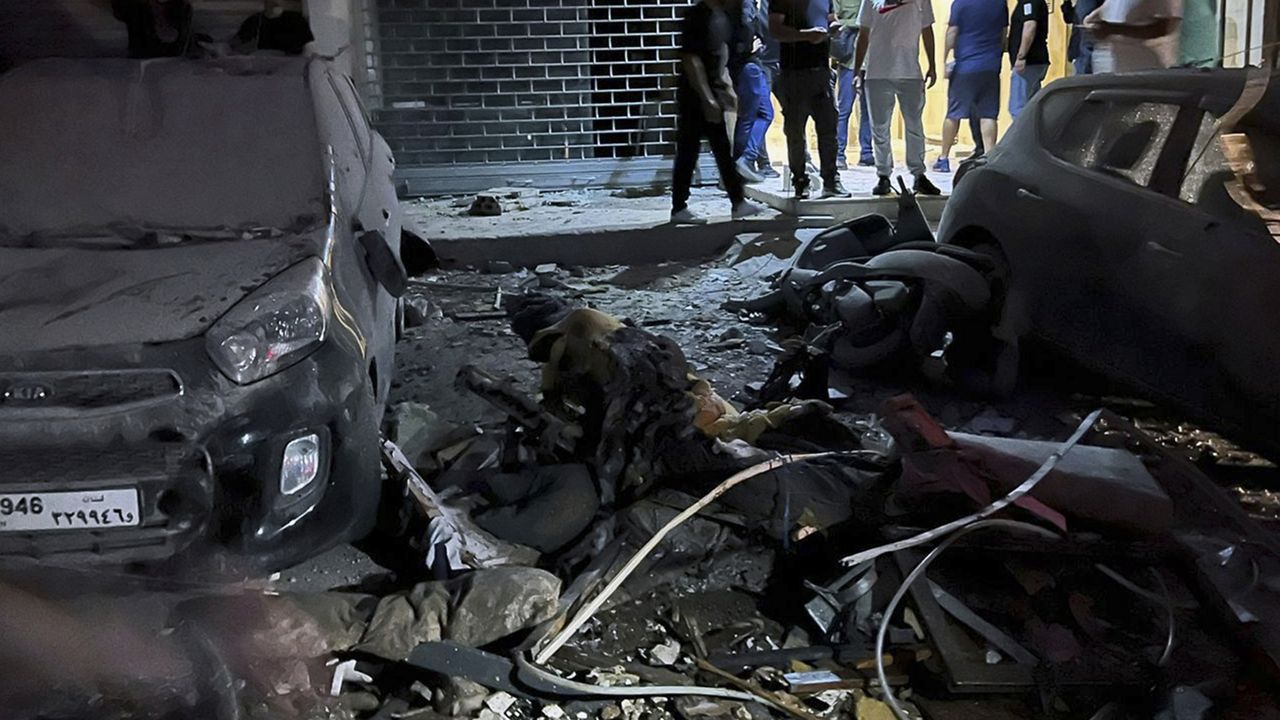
[835,66,873,162]
[733,62,774,165]
[1009,64,1049,118]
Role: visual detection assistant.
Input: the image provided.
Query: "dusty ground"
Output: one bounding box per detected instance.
[284,218,1279,588]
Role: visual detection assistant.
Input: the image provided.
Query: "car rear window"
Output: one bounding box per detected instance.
[1045,97,1179,188]
[0,59,326,238]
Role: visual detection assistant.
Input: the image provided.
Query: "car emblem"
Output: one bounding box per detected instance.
[2,382,54,404]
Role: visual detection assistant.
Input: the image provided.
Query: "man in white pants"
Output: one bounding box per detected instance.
[854,0,942,196]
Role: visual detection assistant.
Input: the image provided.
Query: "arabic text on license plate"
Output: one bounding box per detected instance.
[0,489,141,532]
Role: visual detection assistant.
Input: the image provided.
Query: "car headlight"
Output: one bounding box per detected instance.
[206,257,332,385]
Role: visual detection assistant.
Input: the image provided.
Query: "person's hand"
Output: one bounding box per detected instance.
[854,69,865,89]
[1013,57,1026,74]
[801,27,828,43]
[752,36,764,53]
[1081,7,1109,34]
[944,59,954,79]
[925,64,937,88]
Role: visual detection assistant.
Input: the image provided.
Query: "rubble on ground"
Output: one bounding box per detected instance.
[10,220,1280,720]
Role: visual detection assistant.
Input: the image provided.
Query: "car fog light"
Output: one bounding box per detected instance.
[281,434,321,496]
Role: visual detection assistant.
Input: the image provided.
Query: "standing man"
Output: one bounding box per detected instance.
[770,0,852,200]
[671,0,765,224]
[832,0,875,169]
[1083,0,1182,72]
[1007,0,1050,118]
[854,0,942,196]
[1063,0,1101,74]
[934,0,1006,172]
[730,0,773,183]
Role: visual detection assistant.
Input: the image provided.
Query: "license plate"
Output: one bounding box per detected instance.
[0,489,141,532]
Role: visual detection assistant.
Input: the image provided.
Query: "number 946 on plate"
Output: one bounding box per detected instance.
[0,489,141,532]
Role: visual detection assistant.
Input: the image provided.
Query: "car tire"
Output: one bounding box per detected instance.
[950,239,1021,397]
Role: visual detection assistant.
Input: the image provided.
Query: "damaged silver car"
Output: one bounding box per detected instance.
[0,56,406,570]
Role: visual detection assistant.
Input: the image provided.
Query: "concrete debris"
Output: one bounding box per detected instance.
[485,260,517,274]
[485,691,519,715]
[354,566,560,661]
[469,195,504,216]
[647,640,682,666]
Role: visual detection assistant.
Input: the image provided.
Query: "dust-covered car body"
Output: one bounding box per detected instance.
[0,56,406,571]
[939,68,1280,455]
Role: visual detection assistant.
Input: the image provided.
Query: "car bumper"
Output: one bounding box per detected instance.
[0,335,381,574]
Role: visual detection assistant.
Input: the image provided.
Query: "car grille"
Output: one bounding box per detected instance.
[0,370,182,413]
[0,444,212,562]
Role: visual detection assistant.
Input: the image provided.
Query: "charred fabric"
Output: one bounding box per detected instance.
[28,240,1280,720]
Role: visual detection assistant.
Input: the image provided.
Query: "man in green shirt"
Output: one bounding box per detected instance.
[833,0,874,168]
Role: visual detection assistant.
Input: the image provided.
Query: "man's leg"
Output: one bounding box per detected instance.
[969,116,985,155]
[864,79,896,178]
[671,96,704,213]
[857,81,874,163]
[835,66,854,162]
[979,118,998,151]
[897,79,928,177]
[939,118,960,160]
[742,64,774,165]
[706,116,747,206]
[811,70,840,186]
[732,66,755,159]
[1009,70,1027,118]
[1025,64,1049,99]
[781,70,810,188]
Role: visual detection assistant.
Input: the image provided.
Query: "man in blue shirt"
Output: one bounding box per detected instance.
[933,0,1006,172]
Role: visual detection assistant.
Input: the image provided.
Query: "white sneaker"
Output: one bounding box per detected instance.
[731,201,764,220]
[671,208,708,225]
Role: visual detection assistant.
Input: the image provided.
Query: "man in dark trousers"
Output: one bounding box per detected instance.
[770,0,851,200]
[672,0,766,224]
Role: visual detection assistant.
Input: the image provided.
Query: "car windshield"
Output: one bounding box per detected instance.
[0,59,327,245]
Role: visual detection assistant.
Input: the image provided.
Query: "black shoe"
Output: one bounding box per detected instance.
[872,175,893,196]
[821,179,852,199]
[794,180,811,200]
[914,174,942,196]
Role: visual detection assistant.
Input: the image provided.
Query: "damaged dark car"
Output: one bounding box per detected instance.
[0,56,406,570]
[939,68,1280,456]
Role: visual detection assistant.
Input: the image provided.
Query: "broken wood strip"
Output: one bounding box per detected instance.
[694,659,823,720]
[450,310,509,321]
[408,279,501,292]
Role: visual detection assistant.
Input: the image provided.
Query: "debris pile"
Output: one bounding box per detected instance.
[9,235,1280,720]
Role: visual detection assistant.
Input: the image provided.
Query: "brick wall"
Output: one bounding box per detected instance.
[371,0,684,167]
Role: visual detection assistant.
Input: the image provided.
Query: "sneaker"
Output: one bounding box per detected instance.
[806,160,820,177]
[735,157,764,184]
[932,157,951,173]
[914,174,942,196]
[794,181,811,200]
[821,179,852,199]
[872,175,893,196]
[732,201,765,219]
[858,156,876,167]
[671,208,708,224]
[836,156,849,171]
[757,164,781,179]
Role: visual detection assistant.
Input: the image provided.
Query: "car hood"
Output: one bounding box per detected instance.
[0,236,320,353]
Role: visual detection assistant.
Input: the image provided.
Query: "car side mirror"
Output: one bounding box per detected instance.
[1100,121,1158,171]
[358,230,408,298]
